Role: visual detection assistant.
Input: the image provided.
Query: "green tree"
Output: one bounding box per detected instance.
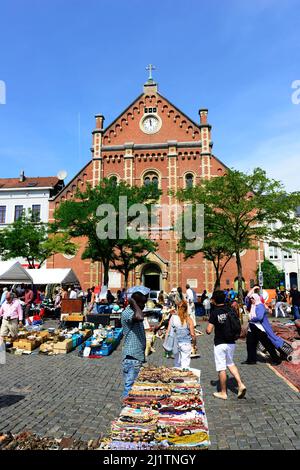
[52,178,161,286]
[176,168,300,303]
[176,208,235,290]
[257,259,284,289]
[112,238,157,289]
[0,212,77,268]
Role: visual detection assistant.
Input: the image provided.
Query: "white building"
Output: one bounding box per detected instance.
[264,216,300,289]
[0,171,64,267]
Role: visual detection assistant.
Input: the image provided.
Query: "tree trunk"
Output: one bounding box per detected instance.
[103,261,109,287]
[124,271,129,290]
[213,274,221,291]
[235,251,244,321]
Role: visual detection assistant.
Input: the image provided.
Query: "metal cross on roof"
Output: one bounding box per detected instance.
[146,64,156,81]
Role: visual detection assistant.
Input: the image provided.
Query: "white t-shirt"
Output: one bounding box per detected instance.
[69,290,77,299]
[186,289,194,304]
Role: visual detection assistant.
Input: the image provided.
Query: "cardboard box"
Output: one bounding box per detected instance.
[61,299,83,314]
[53,339,73,353]
[65,314,85,322]
[36,331,50,343]
[39,342,55,353]
[13,338,41,351]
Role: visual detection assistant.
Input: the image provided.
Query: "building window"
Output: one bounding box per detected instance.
[283,251,293,260]
[31,204,41,222]
[144,107,157,114]
[0,206,6,224]
[143,171,159,187]
[14,205,24,221]
[269,246,279,260]
[185,173,194,188]
[109,175,118,187]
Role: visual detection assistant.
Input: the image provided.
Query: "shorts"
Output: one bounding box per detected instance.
[0,318,19,338]
[214,343,235,372]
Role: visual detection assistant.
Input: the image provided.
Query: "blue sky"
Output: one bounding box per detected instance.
[0,0,300,190]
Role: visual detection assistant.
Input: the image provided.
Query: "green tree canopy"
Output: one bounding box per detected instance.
[176,168,300,302]
[52,178,161,286]
[0,211,77,268]
[257,259,284,289]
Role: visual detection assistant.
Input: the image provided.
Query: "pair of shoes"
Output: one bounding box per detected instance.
[238,385,247,399]
[213,392,227,400]
[241,360,257,365]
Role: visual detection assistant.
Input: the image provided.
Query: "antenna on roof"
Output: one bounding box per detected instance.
[57,170,67,181]
[19,170,25,182]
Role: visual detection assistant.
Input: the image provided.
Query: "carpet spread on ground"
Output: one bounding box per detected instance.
[271,321,300,391]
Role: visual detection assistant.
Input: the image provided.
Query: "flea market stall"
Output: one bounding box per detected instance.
[101,365,210,450]
[0,261,33,285]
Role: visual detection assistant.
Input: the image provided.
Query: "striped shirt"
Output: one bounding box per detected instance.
[121,306,146,362]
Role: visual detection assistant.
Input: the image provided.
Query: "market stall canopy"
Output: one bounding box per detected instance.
[25,268,79,286]
[0,261,33,284]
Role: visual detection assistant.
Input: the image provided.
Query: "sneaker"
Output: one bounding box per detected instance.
[241,360,257,365]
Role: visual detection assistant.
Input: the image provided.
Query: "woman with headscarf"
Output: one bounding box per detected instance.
[242,286,285,365]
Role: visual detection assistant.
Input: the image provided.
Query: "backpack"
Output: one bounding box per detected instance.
[223,308,241,342]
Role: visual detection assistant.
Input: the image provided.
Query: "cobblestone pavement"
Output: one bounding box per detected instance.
[0,319,300,450]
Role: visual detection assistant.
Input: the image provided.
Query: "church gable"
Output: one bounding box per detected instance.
[101,85,201,147]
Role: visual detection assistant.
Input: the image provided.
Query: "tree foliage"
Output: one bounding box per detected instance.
[257,260,284,289]
[0,212,77,268]
[176,168,300,302]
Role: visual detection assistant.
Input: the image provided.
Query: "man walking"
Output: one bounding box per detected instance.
[121,285,150,398]
[0,292,23,341]
[185,284,197,327]
[288,285,300,320]
[206,290,246,400]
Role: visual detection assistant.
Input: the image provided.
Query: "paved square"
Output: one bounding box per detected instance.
[0,320,299,450]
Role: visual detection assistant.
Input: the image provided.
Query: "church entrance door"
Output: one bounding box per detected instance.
[142,263,162,291]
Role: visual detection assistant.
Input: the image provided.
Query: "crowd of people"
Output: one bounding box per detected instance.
[121,284,295,400]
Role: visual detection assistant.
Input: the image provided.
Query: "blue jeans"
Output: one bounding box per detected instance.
[292,305,300,320]
[122,358,143,398]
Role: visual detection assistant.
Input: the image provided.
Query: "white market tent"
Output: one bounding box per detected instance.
[0,261,33,284]
[25,268,79,286]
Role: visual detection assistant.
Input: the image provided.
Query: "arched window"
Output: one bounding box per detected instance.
[185,173,194,188]
[109,175,118,186]
[143,171,159,187]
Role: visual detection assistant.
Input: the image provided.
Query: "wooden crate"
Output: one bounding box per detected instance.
[61,299,83,314]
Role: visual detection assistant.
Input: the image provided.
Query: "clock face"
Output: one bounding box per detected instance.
[142,115,160,134]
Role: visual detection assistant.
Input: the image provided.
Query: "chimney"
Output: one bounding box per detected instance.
[198,109,208,124]
[19,170,25,182]
[95,114,105,130]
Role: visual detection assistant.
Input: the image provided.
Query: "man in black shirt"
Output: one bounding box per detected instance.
[289,286,300,320]
[206,290,246,400]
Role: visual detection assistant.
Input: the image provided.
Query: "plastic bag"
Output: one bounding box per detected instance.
[0,337,6,364]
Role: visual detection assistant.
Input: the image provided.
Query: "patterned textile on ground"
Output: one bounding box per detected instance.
[273,341,300,391]
[0,431,102,450]
[271,322,300,342]
[103,365,210,450]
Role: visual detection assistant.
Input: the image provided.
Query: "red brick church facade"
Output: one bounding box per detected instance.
[48,78,261,293]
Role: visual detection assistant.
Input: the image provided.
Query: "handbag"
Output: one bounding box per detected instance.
[163,318,176,352]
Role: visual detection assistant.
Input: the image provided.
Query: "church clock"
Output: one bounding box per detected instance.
[140,114,162,134]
